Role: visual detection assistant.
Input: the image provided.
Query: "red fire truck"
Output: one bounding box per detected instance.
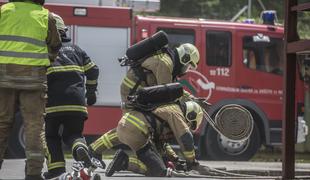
[2,2,308,160]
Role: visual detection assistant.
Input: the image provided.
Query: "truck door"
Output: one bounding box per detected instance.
[236,32,284,143]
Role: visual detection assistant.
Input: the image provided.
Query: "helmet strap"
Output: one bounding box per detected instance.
[59,31,71,43]
[172,49,185,78]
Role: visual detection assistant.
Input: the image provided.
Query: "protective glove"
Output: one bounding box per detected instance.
[86,91,97,106]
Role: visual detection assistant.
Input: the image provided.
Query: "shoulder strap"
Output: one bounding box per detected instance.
[129,66,148,95]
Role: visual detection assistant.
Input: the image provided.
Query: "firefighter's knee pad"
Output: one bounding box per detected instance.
[136,142,166,177]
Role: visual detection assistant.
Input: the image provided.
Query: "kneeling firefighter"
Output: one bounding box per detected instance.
[43,13,100,179]
[111,83,205,177]
[89,31,200,160]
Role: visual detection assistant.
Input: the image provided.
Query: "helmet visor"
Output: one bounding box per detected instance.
[180,47,198,70]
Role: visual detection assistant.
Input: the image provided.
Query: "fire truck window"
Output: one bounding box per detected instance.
[243,49,257,70]
[157,28,195,49]
[243,36,283,75]
[206,31,232,67]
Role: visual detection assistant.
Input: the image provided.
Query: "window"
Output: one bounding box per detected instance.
[206,31,232,66]
[243,35,284,75]
[157,28,195,49]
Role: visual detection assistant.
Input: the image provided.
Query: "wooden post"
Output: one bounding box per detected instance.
[283,0,298,179]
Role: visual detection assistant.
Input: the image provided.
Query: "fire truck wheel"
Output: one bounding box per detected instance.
[204,123,261,161]
[6,111,26,159]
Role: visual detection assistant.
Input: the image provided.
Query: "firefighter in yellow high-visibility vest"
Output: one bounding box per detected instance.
[0,0,61,179]
[89,43,200,161]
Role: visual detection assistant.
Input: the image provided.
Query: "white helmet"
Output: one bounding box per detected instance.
[184,101,203,132]
[51,13,68,32]
[176,43,200,70]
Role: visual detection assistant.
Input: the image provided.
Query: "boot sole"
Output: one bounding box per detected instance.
[105,149,127,177]
[76,147,92,168]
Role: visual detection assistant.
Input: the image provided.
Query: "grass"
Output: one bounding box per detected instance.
[252,149,310,163]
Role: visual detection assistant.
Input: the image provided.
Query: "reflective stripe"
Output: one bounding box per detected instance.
[122,77,141,90]
[92,135,108,150]
[84,62,96,71]
[125,114,147,135]
[46,105,87,114]
[183,150,195,159]
[47,65,84,75]
[94,135,107,150]
[122,77,135,89]
[86,79,97,85]
[165,144,178,157]
[0,35,46,47]
[108,132,118,140]
[48,161,65,170]
[0,50,48,59]
[25,151,44,160]
[92,131,117,150]
[158,54,173,72]
[129,157,147,172]
[72,142,88,153]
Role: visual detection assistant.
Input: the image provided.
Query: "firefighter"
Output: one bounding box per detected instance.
[42,13,100,179]
[0,0,61,179]
[108,100,204,177]
[89,42,200,160]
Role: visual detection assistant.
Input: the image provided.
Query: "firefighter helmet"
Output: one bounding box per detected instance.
[176,43,200,70]
[51,13,68,32]
[184,101,203,132]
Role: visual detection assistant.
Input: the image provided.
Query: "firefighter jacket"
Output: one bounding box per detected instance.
[0,2,61,90]
[45,42,99,119]
[120,51,174,105]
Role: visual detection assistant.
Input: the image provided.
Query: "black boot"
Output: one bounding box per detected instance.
[89,147,106,169]
[42,168,65,180]
[105,149,128,177]
[76,146,93,168]
[25,174,44,180]
[0,160,3,169]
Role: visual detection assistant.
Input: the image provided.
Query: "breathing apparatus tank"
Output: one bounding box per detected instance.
[119,30,169,66]
[129,83,183,106]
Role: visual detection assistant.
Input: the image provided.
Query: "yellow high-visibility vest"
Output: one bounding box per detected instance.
[0,2,50,66]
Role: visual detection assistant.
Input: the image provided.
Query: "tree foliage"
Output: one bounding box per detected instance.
[147,0,309,38]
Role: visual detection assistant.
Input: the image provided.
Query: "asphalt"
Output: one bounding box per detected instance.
[0,159,310,180]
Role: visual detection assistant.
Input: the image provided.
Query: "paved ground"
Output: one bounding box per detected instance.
[0,159,310,180]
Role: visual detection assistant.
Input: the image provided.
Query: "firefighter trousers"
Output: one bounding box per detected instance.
[0,88,45,175]
[45,115,87,172]
[90,128,121,155]
[117,110,151,151]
